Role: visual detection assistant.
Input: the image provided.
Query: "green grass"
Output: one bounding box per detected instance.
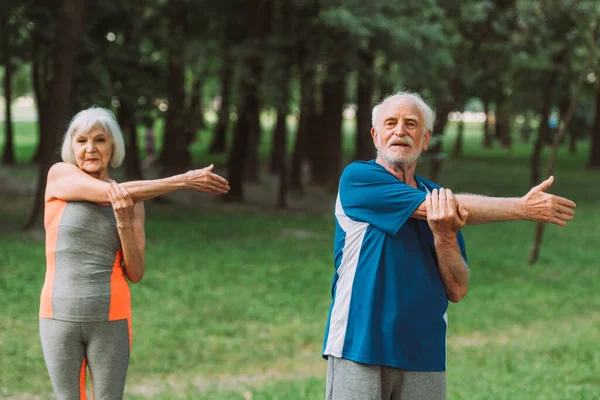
[1,120,599,399]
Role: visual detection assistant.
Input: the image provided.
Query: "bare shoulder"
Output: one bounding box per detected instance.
[48,162,78,178]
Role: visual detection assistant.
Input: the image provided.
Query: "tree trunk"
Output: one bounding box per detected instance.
[269,109,286,174]
[588,83,600,169]
[452,113,465,157]
[225,0,270,202]
[1,13,15,165]
[355,47,375,161]
[482,99,493,148]
[529,29,597,265]
[161,0,190,175]
[30,34,51,164]
[377,60,395,100]
[429,100,452,182]
[274,0,293,208]
[531,67,560,186]
[120,0,144,180]
[495,96,511,149]
[289,63,316,192]
[25,0,87,229]
[244,102,261,182]
[186,77,203,145]
[276,107,289,208]
[313,62,346,187]
[208,48,233,154]
[117,102,143,180]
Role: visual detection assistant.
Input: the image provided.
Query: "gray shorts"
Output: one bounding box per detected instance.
[326,356,446,400]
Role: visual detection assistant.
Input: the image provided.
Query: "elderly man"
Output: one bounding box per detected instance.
[323,91,576,400]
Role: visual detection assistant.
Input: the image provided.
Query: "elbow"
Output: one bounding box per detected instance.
[447,285,468,303]
[128,273,144,284]
[125,264,145,284]
[127,272,144,283]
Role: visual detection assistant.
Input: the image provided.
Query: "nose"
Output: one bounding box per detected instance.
[393,123,405,136]
[86,142,96,153]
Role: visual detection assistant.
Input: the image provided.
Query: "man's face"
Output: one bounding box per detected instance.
[371,99,431,166]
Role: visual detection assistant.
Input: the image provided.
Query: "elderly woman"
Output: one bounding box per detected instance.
[39,107,229,399]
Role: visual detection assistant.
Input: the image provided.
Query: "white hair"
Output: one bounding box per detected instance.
[371,91,434,133]
[60,107,126,168]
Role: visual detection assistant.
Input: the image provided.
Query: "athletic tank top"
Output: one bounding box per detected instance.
[40,199,131,322]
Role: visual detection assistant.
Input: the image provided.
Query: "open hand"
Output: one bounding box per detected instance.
[426,188,470,237]
[521,176,575,226]
[108,182,135,228]
[184,164,230,194]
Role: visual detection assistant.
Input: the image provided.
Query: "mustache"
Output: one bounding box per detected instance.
[388,137,414,146]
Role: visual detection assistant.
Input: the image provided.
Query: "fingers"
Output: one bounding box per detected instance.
[554,195,576,208]
[425,193,432,221]
[534,176,554,192]
[208,172,230,188]
[203,164,215,171]
[458,204,470,224]
[114,183,134,206]
[555,204,575,217]
[107,184,117,205]
[445,188,457,213]
[431,189,439,216]
[108,182,133,209]
[438,188,447,215]
[550,218,567,227]
[205,183,229,194]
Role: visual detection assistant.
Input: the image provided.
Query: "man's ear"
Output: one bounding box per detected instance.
[371,127,378,146]
[422,130,432,150]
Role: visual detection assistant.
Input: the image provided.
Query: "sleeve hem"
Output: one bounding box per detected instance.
[389,194,427,236]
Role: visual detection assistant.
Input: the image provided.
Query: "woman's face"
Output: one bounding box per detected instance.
[72,128,113,175]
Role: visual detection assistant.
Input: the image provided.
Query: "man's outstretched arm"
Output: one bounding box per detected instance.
[411,176,576,226]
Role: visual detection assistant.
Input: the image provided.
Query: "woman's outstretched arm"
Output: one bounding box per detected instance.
[45,162,229,203]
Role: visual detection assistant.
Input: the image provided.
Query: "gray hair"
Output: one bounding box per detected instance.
[60,107,126,168]
[371,91,434,132]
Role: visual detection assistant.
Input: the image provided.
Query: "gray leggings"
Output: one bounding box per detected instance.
[39,318,131,400]
[326,356,446,400]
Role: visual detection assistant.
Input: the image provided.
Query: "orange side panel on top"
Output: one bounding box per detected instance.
[79,357,87,400]
[40,200,67,318]
[127,317,133,351]
[108,249,131,321]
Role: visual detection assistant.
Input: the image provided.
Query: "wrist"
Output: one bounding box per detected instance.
[433,232,457,244]
[173,174,189,190]
[117,224,134,230]
[514,197,528,221]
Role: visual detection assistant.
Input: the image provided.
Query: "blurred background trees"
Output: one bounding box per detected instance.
[1,0,599,225]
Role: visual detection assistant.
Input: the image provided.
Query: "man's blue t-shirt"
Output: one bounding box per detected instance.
[322,160,467,371]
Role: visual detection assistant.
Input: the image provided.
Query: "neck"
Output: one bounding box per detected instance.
[86,169,110,182]
[375,156,418,188]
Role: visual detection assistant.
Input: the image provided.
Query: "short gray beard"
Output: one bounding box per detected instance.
[377,147,422,166]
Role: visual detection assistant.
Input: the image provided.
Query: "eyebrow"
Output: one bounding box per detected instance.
[75,131,107,138]
[383,116,420,123]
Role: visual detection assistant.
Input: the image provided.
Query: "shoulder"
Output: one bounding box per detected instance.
[416,175,442,191]
[48,162,78,179]
[341,160,389,182]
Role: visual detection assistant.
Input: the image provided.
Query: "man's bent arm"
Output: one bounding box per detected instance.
[433,233,469,303]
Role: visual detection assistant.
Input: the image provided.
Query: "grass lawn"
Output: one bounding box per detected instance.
[1,120,599,399]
